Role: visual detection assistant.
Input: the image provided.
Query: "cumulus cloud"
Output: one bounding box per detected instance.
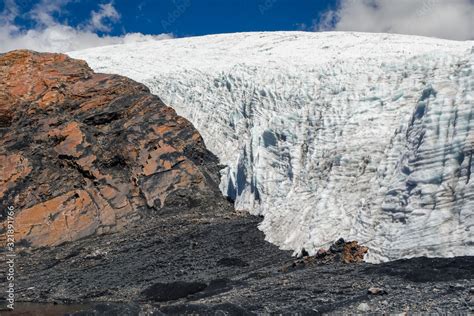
[30,0,71,27]
[1,0,18,25]
[0,0,173,53]
[88,3,120,32]
[315,0,474,41]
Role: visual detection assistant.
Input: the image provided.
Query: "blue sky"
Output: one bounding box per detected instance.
[130,0,335,37]
[1,0,473,52]
[2,0,337,37]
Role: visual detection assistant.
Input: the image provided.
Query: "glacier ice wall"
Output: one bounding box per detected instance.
[70,32,474,262]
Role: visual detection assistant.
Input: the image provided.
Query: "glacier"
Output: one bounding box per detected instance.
[69,32,474,263]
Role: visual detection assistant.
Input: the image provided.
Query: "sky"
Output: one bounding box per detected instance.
[0,0,473,53]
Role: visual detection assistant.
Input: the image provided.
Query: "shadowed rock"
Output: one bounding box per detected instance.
[142,281,207,302]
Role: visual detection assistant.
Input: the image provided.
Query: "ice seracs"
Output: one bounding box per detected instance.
[69,31,474,263]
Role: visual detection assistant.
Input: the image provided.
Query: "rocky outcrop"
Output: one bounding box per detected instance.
[281,239,369,272]
[0,50,222,248]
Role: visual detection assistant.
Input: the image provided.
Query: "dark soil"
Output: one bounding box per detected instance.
[1,200,473,315]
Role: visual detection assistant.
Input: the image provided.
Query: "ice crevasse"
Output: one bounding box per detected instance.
[70,32,474,263]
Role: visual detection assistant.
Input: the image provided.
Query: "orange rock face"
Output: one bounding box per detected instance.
[0,154,32,200]
[0,50,222,248]
[342,241,369,263]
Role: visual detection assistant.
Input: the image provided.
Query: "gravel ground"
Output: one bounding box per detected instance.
[1,200,473,315]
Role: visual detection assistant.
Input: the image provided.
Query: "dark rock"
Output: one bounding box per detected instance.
[316,248,329,258]
[193,278,235,299]
[141,281,207,302]
[301,248,310,257]
[217,257,249,267]
[364,256,474,283]
[329,238,346,253]
[159,303,255,315]
[206,278,232,292]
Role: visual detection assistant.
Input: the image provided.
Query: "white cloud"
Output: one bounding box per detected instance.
[88,3,120,32]
[0,26,173,53]
[0,0,18,25]
[0,1,173,53]
[315,0,474,41]
[30,0,71,27]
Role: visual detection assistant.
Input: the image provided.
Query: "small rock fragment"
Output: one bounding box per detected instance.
[368,287,387,295]
[342,241,369,263]
[357,302,370,312]
[301,248,310,257]
[329,238,346,253]
[316,248,328,258]
[449,283,464,291]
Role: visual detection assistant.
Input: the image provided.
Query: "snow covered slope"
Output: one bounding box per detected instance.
[69,32,474,263]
